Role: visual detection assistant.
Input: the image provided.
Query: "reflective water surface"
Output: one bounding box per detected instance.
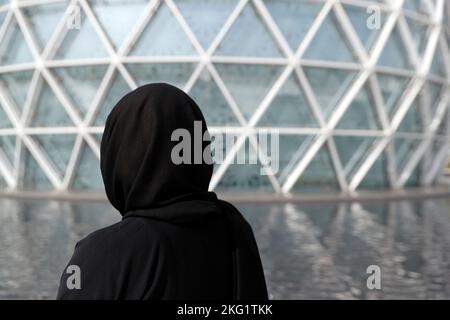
[1,198,450,299]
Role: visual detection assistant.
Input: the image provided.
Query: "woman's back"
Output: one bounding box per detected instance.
[58,209,234,299]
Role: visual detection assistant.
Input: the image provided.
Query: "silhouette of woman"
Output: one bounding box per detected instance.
[57,83,268,300]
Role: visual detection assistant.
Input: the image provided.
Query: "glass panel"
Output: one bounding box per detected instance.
[336,85,380,130]
[54,9,109,59]
[91,133,103,145]
[378,26,412,70]
[33,134,76,176]
[215,138,274,191]
[403,0,430,15]
[22,149,53,191]
[29,80,73,127]
[72,143,103,191]
[0,19,34,65]
[214,63,283,121]
[0,135,16,165]
[404,164,421,188]
[393,138,421,171]
[291,143,340,193]
[214,3,282,57]
[91,0,147,50]
[303,67,357,120]
[430,44,446,78]
[22,2,66,52]
[303,10,356,62]
[126,62,195,88]
[426,81,443,117]
[52,65,107,116]
[357,151,389,190]
[405,16,429,58]
[437,110,448,135]
[264,0,322,51]
[344,4,385,51]
[397,98,423,133]
[258,75,318,128]
[0,173,6,189]
[426,139,449,184]
[275,134,315,184]
[0,70,34,113]
[0,105,13,128]
[333,136,377,180]
[176,0,238,49]
[189,69,239,126]
[94,72,131,126]
[377,73,410,117]
[446,2,450,29]
[130,3,196,56]
[429,139,445,163]
[0,11,6,30]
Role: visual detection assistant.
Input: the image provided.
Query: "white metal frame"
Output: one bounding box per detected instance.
[0,0,448,196]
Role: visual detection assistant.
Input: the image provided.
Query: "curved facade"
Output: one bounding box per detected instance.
[0,0,449,196]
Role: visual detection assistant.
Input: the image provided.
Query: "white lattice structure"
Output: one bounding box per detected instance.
[0,0,449,196]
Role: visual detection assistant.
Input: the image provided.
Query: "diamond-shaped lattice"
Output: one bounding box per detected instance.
[0,0,448,194]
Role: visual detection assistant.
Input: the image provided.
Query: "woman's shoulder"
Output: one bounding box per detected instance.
[75,217,165,252]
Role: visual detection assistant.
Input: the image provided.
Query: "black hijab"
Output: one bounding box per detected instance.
[100,83,215,213]
[58,83,268,300]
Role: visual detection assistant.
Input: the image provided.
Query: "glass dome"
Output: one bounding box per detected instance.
[0,0,449,195]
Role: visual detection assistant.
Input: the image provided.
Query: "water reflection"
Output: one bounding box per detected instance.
[1,198,450,299]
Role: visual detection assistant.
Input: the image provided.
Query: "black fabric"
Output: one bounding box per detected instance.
[57,83,268,300]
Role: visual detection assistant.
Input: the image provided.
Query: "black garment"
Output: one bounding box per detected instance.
[57,83,268,300]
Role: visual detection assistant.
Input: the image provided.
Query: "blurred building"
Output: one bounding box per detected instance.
[0,0,449,196]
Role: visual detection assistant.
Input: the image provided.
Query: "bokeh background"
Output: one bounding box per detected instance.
[1,0,450,299]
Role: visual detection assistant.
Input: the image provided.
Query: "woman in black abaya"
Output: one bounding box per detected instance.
[56,83,268,300]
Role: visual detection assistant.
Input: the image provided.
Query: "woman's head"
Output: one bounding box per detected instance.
[100,83,213,214]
